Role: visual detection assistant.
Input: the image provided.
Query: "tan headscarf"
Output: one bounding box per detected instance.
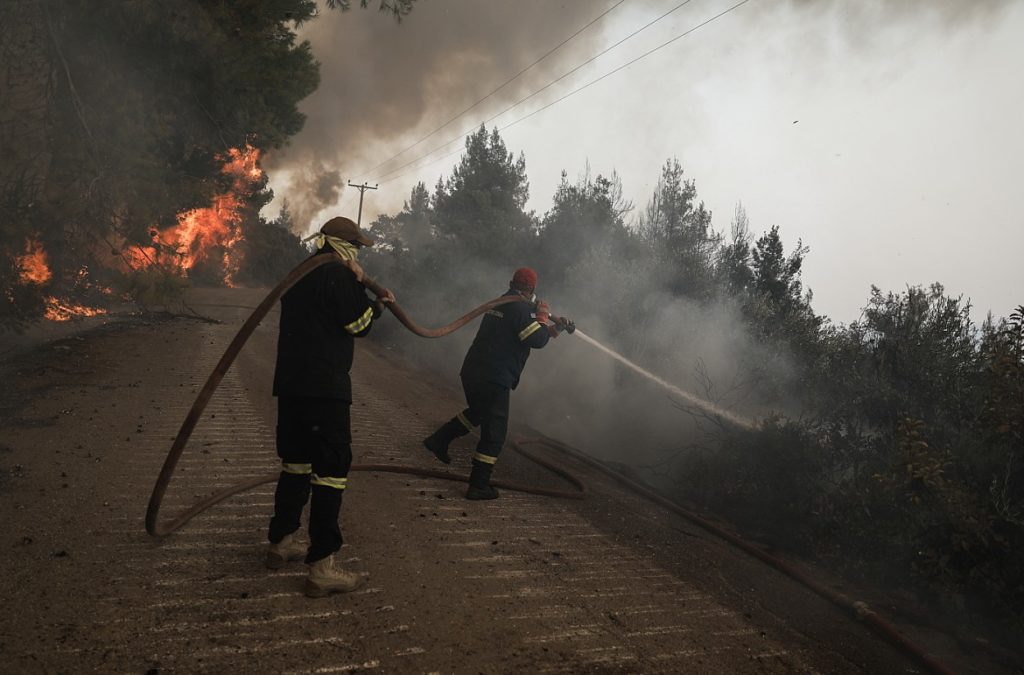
[315,234,359,261]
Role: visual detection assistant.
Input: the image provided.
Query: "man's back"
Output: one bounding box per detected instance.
[273,254,374,401]
[460,290,548,390]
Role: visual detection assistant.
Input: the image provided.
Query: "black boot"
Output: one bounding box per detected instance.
[423,432,452,464]
[466,460,499,500]
[423,418,468,465]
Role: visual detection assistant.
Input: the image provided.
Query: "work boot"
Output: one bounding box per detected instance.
[466,484,500,500]
[305,556,369,598]
[466,459,498,500]
[265,533,306,570]
[422,432,452,465]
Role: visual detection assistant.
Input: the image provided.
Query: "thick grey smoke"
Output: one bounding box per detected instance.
[367,229,794,491]
[267,0,1015,232]
[266,0,614,230]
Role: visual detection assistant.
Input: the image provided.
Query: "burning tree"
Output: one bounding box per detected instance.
[0,0,416,325]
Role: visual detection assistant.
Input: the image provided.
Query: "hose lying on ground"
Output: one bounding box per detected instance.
[537,436,957,675]
[144,253,954,675]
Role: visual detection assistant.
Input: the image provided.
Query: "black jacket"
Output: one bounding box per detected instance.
[272,251,378,401]
[460,290,550,390]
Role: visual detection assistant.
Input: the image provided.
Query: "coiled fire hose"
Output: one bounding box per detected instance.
[145,254,585,539]
[144,253,956,675]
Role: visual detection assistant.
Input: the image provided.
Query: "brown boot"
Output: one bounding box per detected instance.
[305,555,369,598]
[265,533,306,570]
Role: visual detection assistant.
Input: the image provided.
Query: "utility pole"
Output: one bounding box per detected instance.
[347,181,378,226]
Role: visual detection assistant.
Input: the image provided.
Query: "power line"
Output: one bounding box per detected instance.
[376,0,754,187]
[355,0,629,180]
[503,0,754,134]
[364,0,697,184]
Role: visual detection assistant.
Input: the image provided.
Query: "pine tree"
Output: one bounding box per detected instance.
[637,158,719,298]
[538,166,631,283]
[432,125,533,263]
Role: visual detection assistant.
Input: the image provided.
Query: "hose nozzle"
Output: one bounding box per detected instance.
[551,314,576,335]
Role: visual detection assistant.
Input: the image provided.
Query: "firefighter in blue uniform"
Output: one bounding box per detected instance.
[423,267,565,500]
[265,216,395,598]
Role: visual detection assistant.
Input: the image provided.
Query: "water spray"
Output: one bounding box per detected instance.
[568,328,755,431]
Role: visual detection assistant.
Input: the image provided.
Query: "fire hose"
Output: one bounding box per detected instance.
[145,253,585,539]
[144,252,955,675]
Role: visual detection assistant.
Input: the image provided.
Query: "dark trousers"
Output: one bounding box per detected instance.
[268,396,352,563]
[430,377,510,485]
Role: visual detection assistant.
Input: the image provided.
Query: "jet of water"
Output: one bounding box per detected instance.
[573,329,754,431]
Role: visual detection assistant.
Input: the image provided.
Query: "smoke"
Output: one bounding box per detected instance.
[513,259,792,486]
[264,0,614,231]
[367,225,797,493]
[265,0,1016,233]
[279,162,344,231]
[782,0,1012,28]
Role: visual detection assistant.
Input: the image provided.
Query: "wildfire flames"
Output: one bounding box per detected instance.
[17,238,52,285]
[16,241,109,322]
[44,298,108,322]
[13,146,262,321]
[126,145,263,285]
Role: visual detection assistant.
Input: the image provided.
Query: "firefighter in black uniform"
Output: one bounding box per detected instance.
[423,267,568,499]
[265,216,395,598]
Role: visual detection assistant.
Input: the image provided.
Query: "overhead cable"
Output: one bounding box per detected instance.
[356,0,629,179]
[366,0,699,183]
[377,0,754,186]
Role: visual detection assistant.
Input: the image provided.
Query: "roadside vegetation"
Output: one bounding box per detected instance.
[364,124,1023,640]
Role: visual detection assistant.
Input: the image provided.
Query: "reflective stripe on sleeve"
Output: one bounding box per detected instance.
[457,411,475,431]
[311,474,348,490]
[518,321,542,341]
[472,452,498,465]
[344,306,374,334]
[282,462,312,475]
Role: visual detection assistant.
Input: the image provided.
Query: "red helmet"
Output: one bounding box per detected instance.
[511,267,538,291]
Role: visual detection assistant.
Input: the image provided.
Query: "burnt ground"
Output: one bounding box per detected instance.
[0,287,1013,674]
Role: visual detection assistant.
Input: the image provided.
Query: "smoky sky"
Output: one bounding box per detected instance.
[265,0,614,229]
[266,0,1017,236]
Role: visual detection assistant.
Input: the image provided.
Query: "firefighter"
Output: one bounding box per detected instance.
[422,267,565,500]
[265,215,395,598]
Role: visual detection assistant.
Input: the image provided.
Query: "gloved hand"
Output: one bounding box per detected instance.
[535,300,551,325]
[373,288,396,317]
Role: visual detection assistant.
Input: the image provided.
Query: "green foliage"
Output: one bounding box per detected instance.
[716,203,755,297]
[370,182,433,254]
[234,214,308,287]
[432,125,533,263]
[324,0,417,20]
[538,167,632,285]
[817,284,983,434]
[638,158,720,299]
[672,416,828,550]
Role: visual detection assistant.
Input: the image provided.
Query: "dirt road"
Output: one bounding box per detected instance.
[0,288,986,673]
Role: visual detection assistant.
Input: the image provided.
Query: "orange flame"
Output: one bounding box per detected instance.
[44,296,108,322]
[17,238,53,285]
[126,145,263,285]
